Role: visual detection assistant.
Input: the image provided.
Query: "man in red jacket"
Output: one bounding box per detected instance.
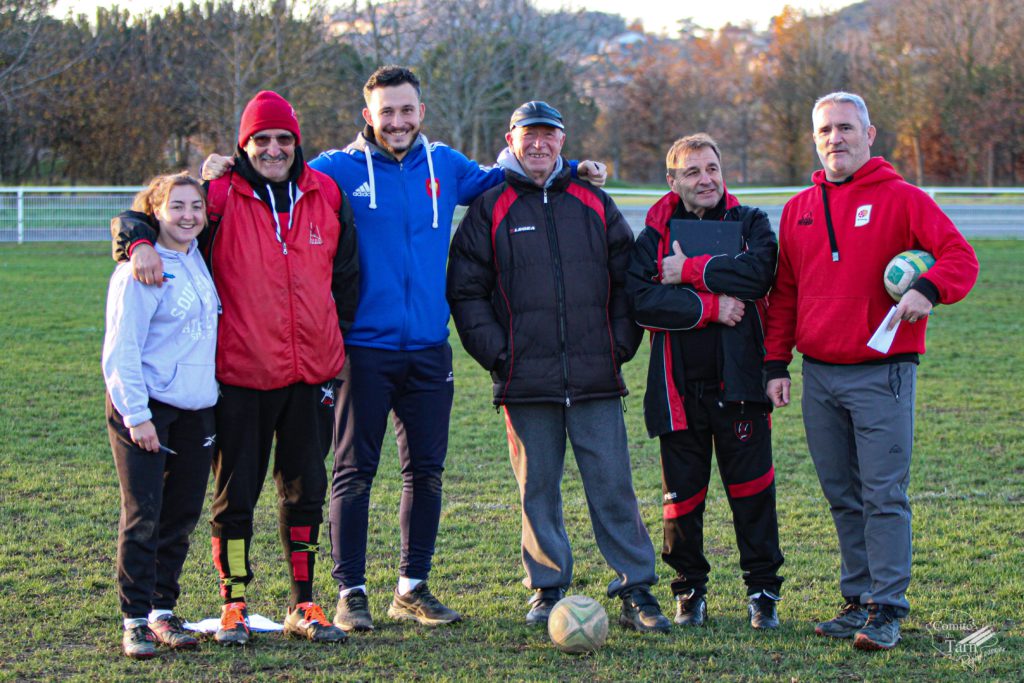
[764,92,978,651]
[114,91,358,646]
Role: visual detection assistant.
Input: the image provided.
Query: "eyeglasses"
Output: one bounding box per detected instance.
[250,133,296,148]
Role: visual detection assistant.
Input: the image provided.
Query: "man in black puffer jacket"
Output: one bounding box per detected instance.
[447,101,670,633]
[625,133,784,631]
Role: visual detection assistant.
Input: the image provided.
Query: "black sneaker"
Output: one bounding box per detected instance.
[674,589,707,627]
[853,604,901,650]
[387,583,462,625]
[334,589,374,632]
[619,587,672,633]
[815,601,868,639]
[748,591,781,630]
[526,587,565,626]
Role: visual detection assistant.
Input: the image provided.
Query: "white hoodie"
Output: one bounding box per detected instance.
[102,241,219,426]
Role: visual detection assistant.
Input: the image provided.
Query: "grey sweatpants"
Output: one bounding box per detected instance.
[504,399,658,598]
[802,360,916,617]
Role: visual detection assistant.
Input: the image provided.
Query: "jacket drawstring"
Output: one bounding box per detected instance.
[422,134,438,228]
[362,146,377,209]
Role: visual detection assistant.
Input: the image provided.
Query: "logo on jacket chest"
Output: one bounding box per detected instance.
[426,178,441,198]
[797,212,814,226]
[510,225,536,234]
[308,223,323,245]
[854,204,872,227]
[352,182,371,198]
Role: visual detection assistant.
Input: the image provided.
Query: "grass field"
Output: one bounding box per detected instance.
[0,241,1021,682]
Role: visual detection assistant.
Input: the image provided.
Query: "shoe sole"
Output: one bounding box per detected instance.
[815,626,858,639]
[163,640,200,650]
[214,635,250,646]
[335,621,374,632]
[387,605,461,626]
[853,634,900,651]
[617,617,671,633]
[124,650,157,660]
[284,629,348,643]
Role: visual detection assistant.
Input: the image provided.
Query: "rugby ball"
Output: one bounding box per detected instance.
[883,250,935,302]
[547,595,608,654]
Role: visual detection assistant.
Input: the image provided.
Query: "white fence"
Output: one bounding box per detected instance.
[2,185,1023,243]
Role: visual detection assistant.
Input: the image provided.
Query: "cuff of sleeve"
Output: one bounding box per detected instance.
[911,276,939,304]
[127,239,153,257]
[123,408,153,429]
[697,292,718,328]
[682,255,712,290]
[764,360,790,382]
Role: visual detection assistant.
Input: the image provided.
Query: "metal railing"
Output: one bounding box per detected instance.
[2,185,1022,243]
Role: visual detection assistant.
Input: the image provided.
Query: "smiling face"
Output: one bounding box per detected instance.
[668,146,724,218]
[155,184,206,252]
[505,124,566,186]
[362,82,425,160]
[813,101,876,181]
[244,127,295,182]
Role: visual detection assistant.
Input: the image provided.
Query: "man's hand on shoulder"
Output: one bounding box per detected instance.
[577,160,607,187]
[766,378,790,408]
[201,154,235,181]
[131,243,165,287]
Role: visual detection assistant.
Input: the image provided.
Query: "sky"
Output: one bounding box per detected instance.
[52,0,860,33]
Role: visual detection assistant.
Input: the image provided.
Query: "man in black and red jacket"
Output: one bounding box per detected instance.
[447,101,670,633]
[625,133,784,630]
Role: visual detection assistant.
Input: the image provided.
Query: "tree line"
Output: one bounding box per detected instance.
[2,0,1021,186]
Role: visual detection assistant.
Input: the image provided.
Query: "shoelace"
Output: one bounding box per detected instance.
[411,585,443,608]
[865,606,894,626]
[300,603,331,626]
[839,602,863,616]
[346,592,369,611]
[222,604,248,629]
[157,614,186,631]
[129,625,154,642]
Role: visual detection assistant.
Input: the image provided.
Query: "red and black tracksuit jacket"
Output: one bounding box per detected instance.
[625,191,783,596]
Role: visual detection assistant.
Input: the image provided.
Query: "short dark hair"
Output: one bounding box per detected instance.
[363,65,421,104]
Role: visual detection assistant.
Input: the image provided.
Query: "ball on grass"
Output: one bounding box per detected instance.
[547,595,608,654]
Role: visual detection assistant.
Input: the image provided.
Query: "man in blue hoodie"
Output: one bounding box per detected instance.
[201,65,606,630]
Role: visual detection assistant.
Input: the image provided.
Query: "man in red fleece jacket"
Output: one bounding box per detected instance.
[764,92,978,651]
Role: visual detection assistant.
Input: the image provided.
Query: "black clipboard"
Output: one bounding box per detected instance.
[668,219,743,257]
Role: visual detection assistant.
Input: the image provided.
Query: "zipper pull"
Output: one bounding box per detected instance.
[544,188,548,204]
[565,395,570,407]
[282,242,288,255]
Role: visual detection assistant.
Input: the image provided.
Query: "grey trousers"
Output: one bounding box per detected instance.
[802,360,916,617]
[504,399,658,598]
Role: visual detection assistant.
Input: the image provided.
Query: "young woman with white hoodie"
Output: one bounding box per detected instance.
[101,173,219,659]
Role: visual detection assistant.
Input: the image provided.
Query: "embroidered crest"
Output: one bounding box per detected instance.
[426,178,440,197]
[320,383,336,407]
[309,223,323,245]
[734,420,753,442]
[855,204,872,227]
[797,212,813,226]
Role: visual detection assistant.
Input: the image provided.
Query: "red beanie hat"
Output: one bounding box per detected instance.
[237,90,301,147]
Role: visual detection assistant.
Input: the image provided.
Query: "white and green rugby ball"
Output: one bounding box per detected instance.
[883,250,935,302]
[548,595,609,654]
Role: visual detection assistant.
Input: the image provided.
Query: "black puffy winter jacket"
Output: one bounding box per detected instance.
[447,163,641,406]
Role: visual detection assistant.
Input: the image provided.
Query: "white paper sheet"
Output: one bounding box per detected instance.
[867,306,900,354]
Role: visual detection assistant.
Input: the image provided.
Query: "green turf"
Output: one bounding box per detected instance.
[0,242,1020,681]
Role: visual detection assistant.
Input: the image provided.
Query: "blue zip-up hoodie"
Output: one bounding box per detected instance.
[310,129,504,351]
